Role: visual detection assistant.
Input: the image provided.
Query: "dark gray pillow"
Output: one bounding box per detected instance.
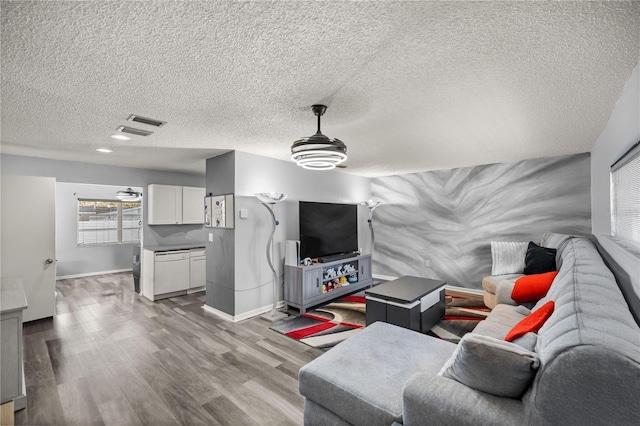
[524,241,556,275]
[438,333,540,398]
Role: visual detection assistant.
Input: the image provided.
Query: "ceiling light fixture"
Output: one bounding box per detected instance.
[116,187,142,201]
[291,104,347,171]
[110,134,131,141]
[96,148,113,153]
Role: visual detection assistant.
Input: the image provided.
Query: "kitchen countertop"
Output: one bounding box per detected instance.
[1,277,28,314]
[143,242,206,252]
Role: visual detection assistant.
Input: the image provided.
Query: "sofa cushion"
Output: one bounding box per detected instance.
[439,334,540,398]
[512,332,537,352]
[495,279,519,306]
[483,274,523,309]
[523,238,640,424]
[491,241,528,275]
[482,274,523,295]
[511,271,558,303]
[299,321,456,426]
[505,301,555,341]
[524,242,556,274]
[472,304,529,339]
[540,232,575,249]
[540,232,577,270]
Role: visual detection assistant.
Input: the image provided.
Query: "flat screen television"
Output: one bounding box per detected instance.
[299,201,358,259]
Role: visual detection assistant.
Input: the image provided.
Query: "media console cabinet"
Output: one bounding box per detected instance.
[284,254,373,313]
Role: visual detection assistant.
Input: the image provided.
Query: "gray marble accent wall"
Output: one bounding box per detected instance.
[371,153,591,289]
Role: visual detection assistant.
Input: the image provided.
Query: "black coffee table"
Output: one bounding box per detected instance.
[365,276,446,333]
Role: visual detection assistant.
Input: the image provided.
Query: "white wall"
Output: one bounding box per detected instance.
[56,182,143,277]
[234,151,370,201]
[232,151,372,316]
[591,60,640,294]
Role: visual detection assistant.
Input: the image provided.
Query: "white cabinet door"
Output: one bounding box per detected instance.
[182,186,205,224]
[148,184,182,225]
[189,250,206,289]
[154,251,190,294]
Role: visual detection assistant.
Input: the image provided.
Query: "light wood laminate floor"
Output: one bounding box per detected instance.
[15,272,323,425]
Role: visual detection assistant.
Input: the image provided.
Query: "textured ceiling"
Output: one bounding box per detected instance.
[1,1,639,177]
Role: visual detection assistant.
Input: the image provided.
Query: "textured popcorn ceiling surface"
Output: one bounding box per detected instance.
[1,1,639,177]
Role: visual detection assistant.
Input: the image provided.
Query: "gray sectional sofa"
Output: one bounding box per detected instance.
[298,235,640,425]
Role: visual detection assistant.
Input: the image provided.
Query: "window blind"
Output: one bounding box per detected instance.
[77,199,141,245]
[611,141,640,248]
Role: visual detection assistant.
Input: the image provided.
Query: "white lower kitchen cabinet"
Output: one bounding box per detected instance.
[189,248,206,289]
[141,245,206,301]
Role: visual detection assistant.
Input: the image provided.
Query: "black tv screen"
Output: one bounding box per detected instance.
[299,201,358,259]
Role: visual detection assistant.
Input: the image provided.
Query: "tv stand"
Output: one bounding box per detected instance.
[284,254,373,313]
[318,252,358,263]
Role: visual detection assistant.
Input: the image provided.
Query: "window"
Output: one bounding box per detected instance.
[610,141,640,249]
[78,199,141,245]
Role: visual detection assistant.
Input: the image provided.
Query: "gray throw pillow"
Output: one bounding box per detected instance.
[438,333,540,398]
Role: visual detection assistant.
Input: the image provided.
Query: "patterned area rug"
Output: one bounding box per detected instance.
[271,291,489,349]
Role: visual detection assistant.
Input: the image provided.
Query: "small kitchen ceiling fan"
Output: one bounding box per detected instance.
[116,187,142,201]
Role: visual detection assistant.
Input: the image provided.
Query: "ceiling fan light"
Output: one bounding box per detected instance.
[291,150,347,165]
[116,187,142,201]
[291,149,347,173]
[300,162,337,171]
[291,105,347,170]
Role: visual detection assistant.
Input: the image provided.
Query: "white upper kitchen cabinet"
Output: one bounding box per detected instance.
[148,184,183,225]
[182,186,205,224]
[147,184,204,225]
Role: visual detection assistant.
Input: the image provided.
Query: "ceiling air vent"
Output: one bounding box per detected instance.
[116,126,154,137]
[127,114,166,127]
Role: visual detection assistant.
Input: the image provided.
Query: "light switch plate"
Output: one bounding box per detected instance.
[239,208,248,219]
[208,233,213,242]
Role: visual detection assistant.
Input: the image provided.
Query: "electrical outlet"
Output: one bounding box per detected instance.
[424,260,431,267]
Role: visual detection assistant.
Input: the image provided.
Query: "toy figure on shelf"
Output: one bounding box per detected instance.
[322,283,327,293]
[343,264,356,275]
[325,268,337,280]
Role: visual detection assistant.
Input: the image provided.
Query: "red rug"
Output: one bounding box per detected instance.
[271,292,488,349]
[270,295,366,349]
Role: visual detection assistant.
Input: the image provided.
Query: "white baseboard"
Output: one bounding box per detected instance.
[56,268,133,280]
[202,300,286,323]
[445,284,483,295]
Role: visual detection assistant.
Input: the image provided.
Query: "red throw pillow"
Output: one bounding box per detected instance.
[505,301,555,342]
[511,271,559,303]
